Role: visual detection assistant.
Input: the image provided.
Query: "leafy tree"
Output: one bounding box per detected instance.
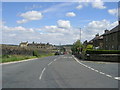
[71,40,83,54]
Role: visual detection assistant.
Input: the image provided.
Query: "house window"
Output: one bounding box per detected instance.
[106,37,108,41]
[112,45,114,49]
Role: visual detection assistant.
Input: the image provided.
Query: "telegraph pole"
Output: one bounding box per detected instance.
[80,28,81,42]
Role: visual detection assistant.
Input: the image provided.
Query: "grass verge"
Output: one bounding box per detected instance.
[0,53,54,63]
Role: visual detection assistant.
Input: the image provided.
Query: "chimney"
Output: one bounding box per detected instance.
[95,33,99,37]
[105,30,109,33]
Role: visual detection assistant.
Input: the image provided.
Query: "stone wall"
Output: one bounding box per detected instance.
[85,54,120,62]
[74,53,120,62]
[1,45,54,56]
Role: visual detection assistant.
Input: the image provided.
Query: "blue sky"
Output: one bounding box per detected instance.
[1,1,119,45]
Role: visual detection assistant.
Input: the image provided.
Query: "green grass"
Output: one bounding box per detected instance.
[0,53,54,63]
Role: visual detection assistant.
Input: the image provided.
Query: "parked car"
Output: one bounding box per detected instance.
[54,52,60,55]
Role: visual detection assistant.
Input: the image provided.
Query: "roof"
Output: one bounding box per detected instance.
[92,36,103,41]
[102,25,120,36]
[20,42,28,45]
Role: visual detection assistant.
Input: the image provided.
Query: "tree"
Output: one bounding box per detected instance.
[71,40,83,54]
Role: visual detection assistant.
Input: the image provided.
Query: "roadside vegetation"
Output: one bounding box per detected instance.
[0,52,54,63]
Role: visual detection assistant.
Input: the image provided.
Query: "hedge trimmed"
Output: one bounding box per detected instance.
[86,50,120,54]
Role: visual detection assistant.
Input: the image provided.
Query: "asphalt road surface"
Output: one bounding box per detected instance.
[2,54,119,88]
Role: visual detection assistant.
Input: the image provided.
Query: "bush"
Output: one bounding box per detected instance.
[33,50,39,57]
[86,50,120,54]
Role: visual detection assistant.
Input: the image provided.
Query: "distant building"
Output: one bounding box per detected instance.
[19,41,28,47]
[102,25,120,50]
[19,41,55,50]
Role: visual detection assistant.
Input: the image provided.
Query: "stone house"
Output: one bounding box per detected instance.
[102,25,120,50]
[84,34,103,49]
[19,41,55,49]
[19,41,28,47]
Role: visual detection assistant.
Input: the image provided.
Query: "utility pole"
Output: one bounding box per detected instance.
[79,28,82,53]
[80,28,81,42]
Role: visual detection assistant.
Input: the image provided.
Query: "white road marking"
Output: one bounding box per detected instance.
[54,59,57,61]
[39,68,46,80]
[48,61,53,66]
[114,77,120,80]
[62,57,72,59]
[99,72,105,75]
[94,70,99,72]
[39,56,61,80]
[72,55,119,80]
[106,74,112,78]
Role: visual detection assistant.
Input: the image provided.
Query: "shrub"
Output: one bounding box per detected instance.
[86,50,120,54]
[33,50,39,57]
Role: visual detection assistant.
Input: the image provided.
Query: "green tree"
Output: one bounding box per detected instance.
[71,40,83,54]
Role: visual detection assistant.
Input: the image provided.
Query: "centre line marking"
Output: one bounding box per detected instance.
[39,57,61,80]
[72,55,119,80]
[48,61,53,66]
[39,68,46,80]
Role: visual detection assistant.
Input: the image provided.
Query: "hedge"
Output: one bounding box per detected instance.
[86,50,120,54]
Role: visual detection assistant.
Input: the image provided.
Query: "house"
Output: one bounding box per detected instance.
[19,41,55,50]
[84,34,103,49]
[102,25,120,50]
[91,34,103,49]
[19,41,28,47]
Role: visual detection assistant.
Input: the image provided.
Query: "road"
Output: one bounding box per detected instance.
[2,54,119,88]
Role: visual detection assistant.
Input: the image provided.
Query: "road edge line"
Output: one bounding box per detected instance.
[72,55,120,81]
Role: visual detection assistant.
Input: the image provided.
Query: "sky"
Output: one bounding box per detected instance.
[1,1,119,45]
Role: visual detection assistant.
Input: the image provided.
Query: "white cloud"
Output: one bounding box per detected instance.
[17,19,28,24]
[108,8,118,16]
[9,34,16,37]
[42,3,73,13]
[25,4,42,10]
[83,19,118,41]
[2,24,34,32]
[17,11,43,24]
[66,12,76,17]
[76,5,83,9]
[57,20,71,28]
[2,19,118,45]
[92,0,106,9]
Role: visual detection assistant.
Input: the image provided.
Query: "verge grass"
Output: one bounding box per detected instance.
[0,53,54,63]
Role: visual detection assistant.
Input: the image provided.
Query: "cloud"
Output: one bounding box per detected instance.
[2,19,118,45]
[91,0,106,9]
[57,20,71,28]
[66,12,76,17]
[17,19,28,24]
[76,5,83,9]
[2,24,34,32]
[108,8,118,16]
[76,0,106,10]
[9,34,16,37]
[83,19,118,41]
[41,3,74,13]
[25,4,42,10]
[17,11,43,24]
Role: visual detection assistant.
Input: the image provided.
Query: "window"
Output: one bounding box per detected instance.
[112,45,114,49]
